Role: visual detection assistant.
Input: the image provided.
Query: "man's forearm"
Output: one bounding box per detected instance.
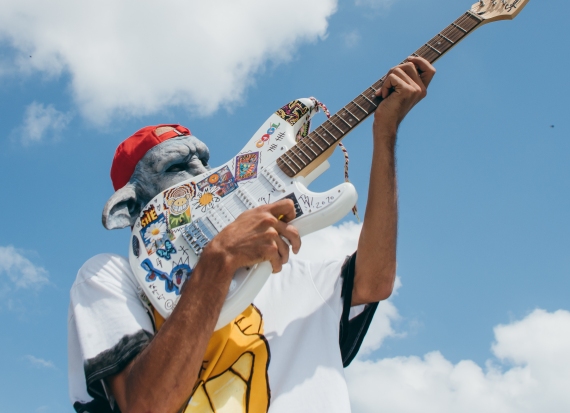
[352,57,435,306]
[107,200,301,413]
[353,124,398,305]
[108,254,234,413]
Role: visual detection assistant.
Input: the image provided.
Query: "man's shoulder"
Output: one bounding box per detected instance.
[73,253,133,287]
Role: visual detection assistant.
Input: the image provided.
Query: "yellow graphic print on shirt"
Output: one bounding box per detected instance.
[152,304,270,413]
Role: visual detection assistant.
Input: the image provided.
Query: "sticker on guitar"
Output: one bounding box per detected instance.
[197,166,238,198]
[163,184,195,229]
[139,206,173,256]
[235,152,259,182]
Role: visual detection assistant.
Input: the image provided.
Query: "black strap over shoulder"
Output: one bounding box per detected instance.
[339,252,379,367]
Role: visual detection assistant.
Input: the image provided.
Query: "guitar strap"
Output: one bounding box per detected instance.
[308,97,359,221]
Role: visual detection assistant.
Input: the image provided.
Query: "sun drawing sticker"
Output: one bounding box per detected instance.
[235,152,259,182]
[192,187,221,213]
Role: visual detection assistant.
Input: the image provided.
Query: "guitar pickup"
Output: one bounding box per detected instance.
[261,166,286,192]
[206,205,232,232]
[236,187,258,210]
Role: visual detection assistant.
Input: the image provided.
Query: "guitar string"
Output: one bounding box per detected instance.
[193,11,483,233]
[284,11,480,177]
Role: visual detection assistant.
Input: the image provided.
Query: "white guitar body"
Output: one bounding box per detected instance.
[128,0,531,330]
[129,98,357,330]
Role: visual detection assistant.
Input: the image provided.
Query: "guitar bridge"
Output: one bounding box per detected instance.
[182,218,217,255]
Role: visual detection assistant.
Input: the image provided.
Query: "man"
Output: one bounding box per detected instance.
[68,57,435,413]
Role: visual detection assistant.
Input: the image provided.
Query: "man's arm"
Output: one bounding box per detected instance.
[107,200,300,413]
[353,57,436,305]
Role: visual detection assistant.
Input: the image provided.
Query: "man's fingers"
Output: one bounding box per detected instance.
[275,236,290,264]
[381,72,407,99]
[397,63,425,92]
[267,199,296,222]
[275,220,301,254]
[407,56,436,88]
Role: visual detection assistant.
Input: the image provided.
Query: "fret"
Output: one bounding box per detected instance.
[348,101,368,119]
[343,107,361,122]
[337,114,352,128]
[315,128,335,145]
[277,8,485,179]
[442,26,464,43]
[282,152,301,171]
[425,43,442,55]
[366,87,379,102]
[300,139,318,157]
[290,149,307,167]
[415,46,438,63]
[437,33,455,45]
[332,115,352,134]
[322,123,341,141]
[352,100,369,115]
[462,13,482,30]
[452,22,467,33]
[328,119,345,135]
[340,110,357,127]
[309,133,325,151]
[294,143,312,161]
[372,75,387,92]
[361,93,376,106]
[276,158,296,176]
[466,10,483,21]
[356,95,377,114]
[415,45,429,56]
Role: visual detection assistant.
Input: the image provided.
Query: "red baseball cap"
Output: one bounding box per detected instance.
[110,124,191,191]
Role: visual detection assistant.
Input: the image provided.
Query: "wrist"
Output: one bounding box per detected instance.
[193,241,236,287]
[373,122,398,148]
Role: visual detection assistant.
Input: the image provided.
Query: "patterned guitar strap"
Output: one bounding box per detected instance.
[302,97,360,221]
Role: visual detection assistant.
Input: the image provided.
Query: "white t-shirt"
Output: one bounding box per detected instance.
[68,253,377,413]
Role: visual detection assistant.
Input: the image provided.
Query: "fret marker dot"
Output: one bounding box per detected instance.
[349,119,353,122]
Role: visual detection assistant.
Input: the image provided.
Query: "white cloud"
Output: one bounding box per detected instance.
[0,0,337,124]
[299,221,404,354]
[346,309,570,413]
[296,220,361,261]
[355,0,395,9]
[343,30,361,48]
[24,355,55,369]
[0,245,49,290]
[17,102,72,145]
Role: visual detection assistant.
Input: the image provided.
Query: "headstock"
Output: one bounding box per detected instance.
[470,0,530,23]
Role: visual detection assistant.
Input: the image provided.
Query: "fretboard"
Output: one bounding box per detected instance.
[277,10,483,177]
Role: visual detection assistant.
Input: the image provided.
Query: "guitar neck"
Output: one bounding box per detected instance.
[277,10,484,178]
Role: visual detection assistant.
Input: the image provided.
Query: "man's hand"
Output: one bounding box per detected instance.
[203,199,301,274]
[373,56,436,140]
[108,199,300,413]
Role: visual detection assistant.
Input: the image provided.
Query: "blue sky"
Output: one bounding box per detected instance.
[1,0,568,411]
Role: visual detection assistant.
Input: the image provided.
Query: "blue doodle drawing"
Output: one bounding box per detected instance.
[141,259,179,295]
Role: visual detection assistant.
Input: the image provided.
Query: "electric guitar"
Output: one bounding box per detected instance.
[129,0,529,330]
